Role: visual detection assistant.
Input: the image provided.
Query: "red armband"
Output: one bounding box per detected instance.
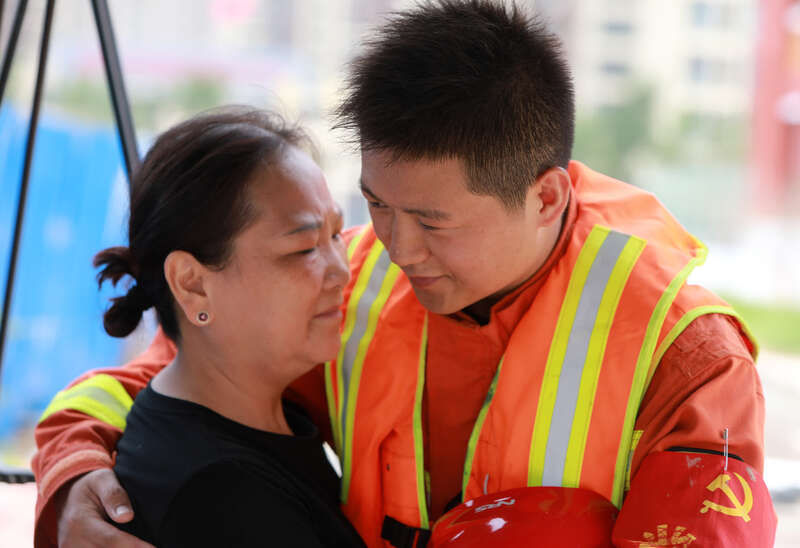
[612,451,776,547]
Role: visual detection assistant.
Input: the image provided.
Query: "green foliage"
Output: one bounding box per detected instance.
[46,76,225,132]
[658,112,748,164]
[723,295,800,355]
[45,79,112,123]
[572,83,748,182]
[572,85,653,181]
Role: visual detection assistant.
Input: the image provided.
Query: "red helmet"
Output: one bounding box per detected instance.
[429,487,618,548]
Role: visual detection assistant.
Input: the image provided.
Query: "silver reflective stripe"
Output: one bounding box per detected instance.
[339,249,393,451]
[541,230,631,485]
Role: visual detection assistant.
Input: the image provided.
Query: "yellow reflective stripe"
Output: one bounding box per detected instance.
[610,240,709,506]
[334,361,345,457]
[562,236,646,487]
[651,305,757,388]
[540,230,638,485]
[324,363,338,453]
[339,251,394,452]
[528,226,610,486]
[325,227,371,455]
[39,374,133,431]
[413,314,430,529]
[340,259,401,504]
[333,239,385,457]
[425,470,431,509]
[461,356,504,498]
[346,226,368,261]
[625,429,644,491]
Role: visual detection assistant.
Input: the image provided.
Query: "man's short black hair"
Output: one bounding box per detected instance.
[336,0,575,210]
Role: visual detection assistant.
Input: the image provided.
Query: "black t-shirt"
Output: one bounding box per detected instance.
[113,383,365,547]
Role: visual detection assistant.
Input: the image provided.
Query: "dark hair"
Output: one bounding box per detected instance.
[335,0,574,210]
[94,107,311,341]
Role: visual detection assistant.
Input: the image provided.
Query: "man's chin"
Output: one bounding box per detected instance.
[410,287,463,316]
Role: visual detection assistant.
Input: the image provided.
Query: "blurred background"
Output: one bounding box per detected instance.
[0,0,798,545]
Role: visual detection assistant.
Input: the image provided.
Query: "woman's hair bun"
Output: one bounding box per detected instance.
[93,246,151,337]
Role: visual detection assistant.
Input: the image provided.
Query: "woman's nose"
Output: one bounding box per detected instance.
[324,238,351,289]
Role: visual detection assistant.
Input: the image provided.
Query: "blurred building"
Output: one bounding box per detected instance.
[548,0,756,123]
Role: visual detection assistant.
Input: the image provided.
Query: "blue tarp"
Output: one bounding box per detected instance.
[0,105,131,441]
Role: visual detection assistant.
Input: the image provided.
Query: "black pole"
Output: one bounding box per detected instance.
[91,0,139,181]
[0,0,55,386]
[0,465,34,483]
[0,0,6,48]
[0,0,29,107]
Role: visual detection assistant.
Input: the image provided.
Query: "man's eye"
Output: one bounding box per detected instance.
[367,201,386,209]
[419,221,439,231]
[297,247,316,255]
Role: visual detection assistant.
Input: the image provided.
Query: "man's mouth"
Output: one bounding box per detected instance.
[407,275,444,288]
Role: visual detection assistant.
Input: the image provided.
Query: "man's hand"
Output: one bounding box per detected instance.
[56,468,154,548]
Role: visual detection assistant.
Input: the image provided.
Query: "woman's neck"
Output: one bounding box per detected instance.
[152,346,293,435]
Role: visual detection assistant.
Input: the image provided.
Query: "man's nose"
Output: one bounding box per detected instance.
[387,214,429,268]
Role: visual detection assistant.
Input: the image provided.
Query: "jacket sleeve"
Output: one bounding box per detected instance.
[613,313,773,546]
[31,328,177,548]
[612,451,776,547]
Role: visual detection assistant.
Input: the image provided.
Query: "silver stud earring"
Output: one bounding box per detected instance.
[197,311,209,324]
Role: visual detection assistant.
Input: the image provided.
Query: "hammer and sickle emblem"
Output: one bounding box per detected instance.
[699,473,753,522]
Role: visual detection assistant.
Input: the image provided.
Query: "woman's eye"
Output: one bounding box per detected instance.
[297,247,317,255]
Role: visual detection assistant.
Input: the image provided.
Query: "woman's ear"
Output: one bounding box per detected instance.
[526,166,571,227]
[164,251,213,326]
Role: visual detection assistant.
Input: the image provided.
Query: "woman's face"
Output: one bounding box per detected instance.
[206,145,349,374]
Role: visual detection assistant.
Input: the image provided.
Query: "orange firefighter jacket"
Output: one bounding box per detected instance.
[324,162,757,545]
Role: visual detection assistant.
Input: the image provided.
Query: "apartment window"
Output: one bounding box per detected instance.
[718,4,734,26]
[691,1,735,28]
[691,58,709,82]
[601,62,630,76]
[602,21,633,34]
[688,57,727,83]
[691,1,711,26]
[265,0,294,45]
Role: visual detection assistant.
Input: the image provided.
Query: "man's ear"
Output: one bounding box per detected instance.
[527,166,571,227]
[164,250,212,326]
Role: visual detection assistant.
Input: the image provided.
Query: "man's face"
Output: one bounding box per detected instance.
[360,150,554,317]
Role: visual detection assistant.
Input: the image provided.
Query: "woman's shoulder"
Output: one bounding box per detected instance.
[120,384,288,462]
[116,384,236,472]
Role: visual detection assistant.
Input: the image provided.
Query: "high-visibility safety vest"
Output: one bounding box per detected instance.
[325,161,756,547]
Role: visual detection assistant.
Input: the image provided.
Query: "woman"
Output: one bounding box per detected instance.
[94,107,364,547]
